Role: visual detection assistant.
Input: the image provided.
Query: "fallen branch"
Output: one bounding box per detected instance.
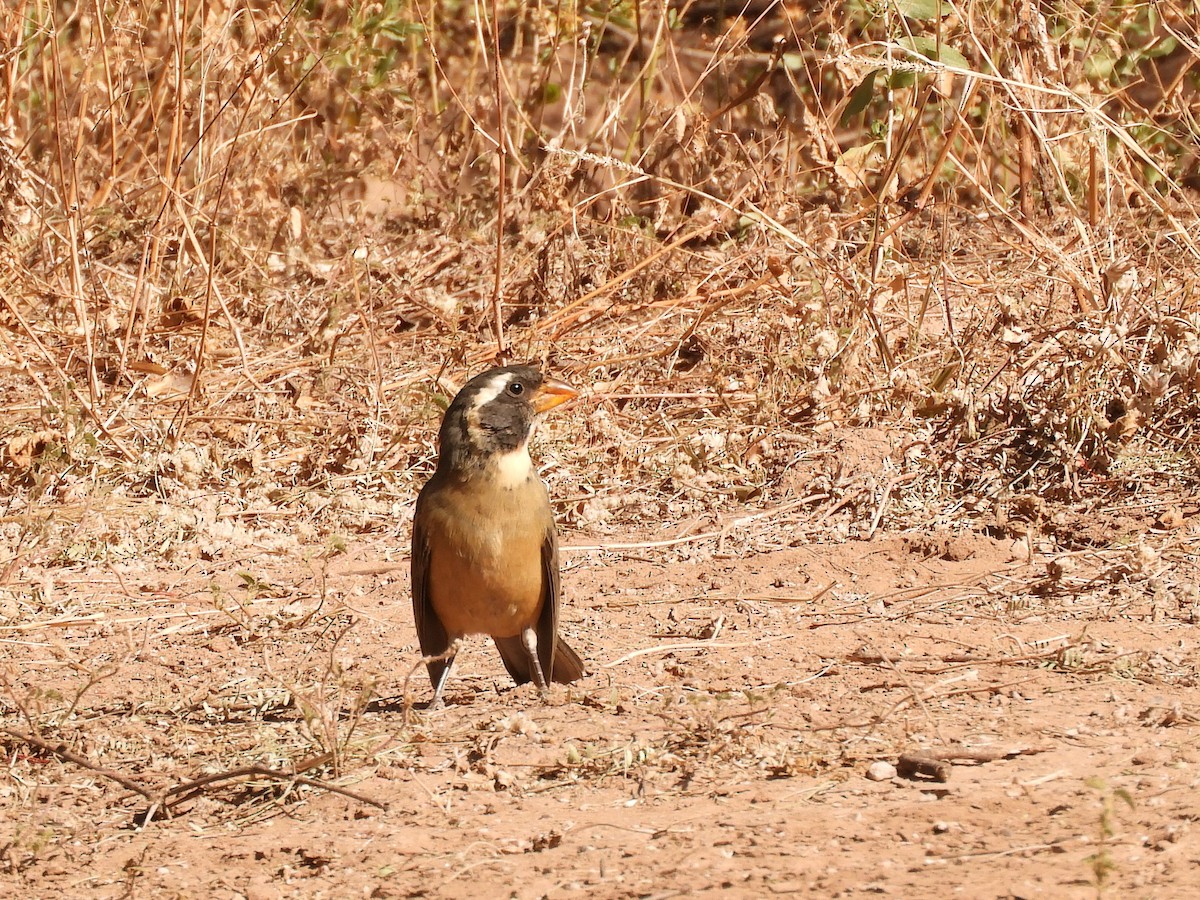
[896,753,952,782]
[928,746,1052,763]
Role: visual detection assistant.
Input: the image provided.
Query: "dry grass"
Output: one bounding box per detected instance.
[2,0,1200,878]
[1,4,1197,537]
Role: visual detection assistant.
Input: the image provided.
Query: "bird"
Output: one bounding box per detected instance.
[410,365,587,707]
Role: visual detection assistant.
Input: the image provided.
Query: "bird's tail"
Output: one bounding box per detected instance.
[494,634,588,686]
[550,637,587,683]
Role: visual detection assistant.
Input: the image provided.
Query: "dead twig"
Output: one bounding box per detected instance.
[2,728,161,806]
[161,751,387,817]
[1,729,385,827]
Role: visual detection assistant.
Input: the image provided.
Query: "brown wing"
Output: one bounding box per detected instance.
[411,484,451,689]
[540,520,585,683]
[536,520,561,680]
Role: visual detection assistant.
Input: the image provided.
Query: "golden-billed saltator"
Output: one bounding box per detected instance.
[411,365,586,707]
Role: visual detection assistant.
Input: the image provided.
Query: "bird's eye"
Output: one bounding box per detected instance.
[507,382,524,396]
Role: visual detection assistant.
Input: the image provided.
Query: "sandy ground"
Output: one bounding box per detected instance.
[3,500,1198,898]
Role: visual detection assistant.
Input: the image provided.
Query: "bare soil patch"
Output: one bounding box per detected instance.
[4,467,1199,898]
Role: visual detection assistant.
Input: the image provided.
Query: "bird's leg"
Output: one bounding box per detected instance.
[403,639,461,711]
[521,626,549,697]
[428,641,461,710]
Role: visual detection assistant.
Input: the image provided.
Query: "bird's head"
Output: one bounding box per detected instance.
[436,365,577,474]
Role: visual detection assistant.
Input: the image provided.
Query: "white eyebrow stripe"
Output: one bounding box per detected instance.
[469,372,511,409]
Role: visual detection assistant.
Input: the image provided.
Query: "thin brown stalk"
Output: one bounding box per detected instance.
[489,0,507,361]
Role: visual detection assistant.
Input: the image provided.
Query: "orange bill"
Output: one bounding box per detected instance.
[533,377,578,413]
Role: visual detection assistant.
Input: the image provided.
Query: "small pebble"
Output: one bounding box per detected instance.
[867,761,897,781]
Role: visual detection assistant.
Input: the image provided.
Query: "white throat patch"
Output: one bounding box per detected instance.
[491,446,535,488]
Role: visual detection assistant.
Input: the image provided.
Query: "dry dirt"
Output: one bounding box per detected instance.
[3,444,1199,899]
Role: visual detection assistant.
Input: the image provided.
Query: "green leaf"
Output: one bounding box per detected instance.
[1084,48,1117,82]
[380,20,423,40]
[841,70,879,125]
[1114,787,1136,810]
[1144,36,1178,59]
[898,36,970,70]
[369,51,397,88]
[897,0,943,20]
